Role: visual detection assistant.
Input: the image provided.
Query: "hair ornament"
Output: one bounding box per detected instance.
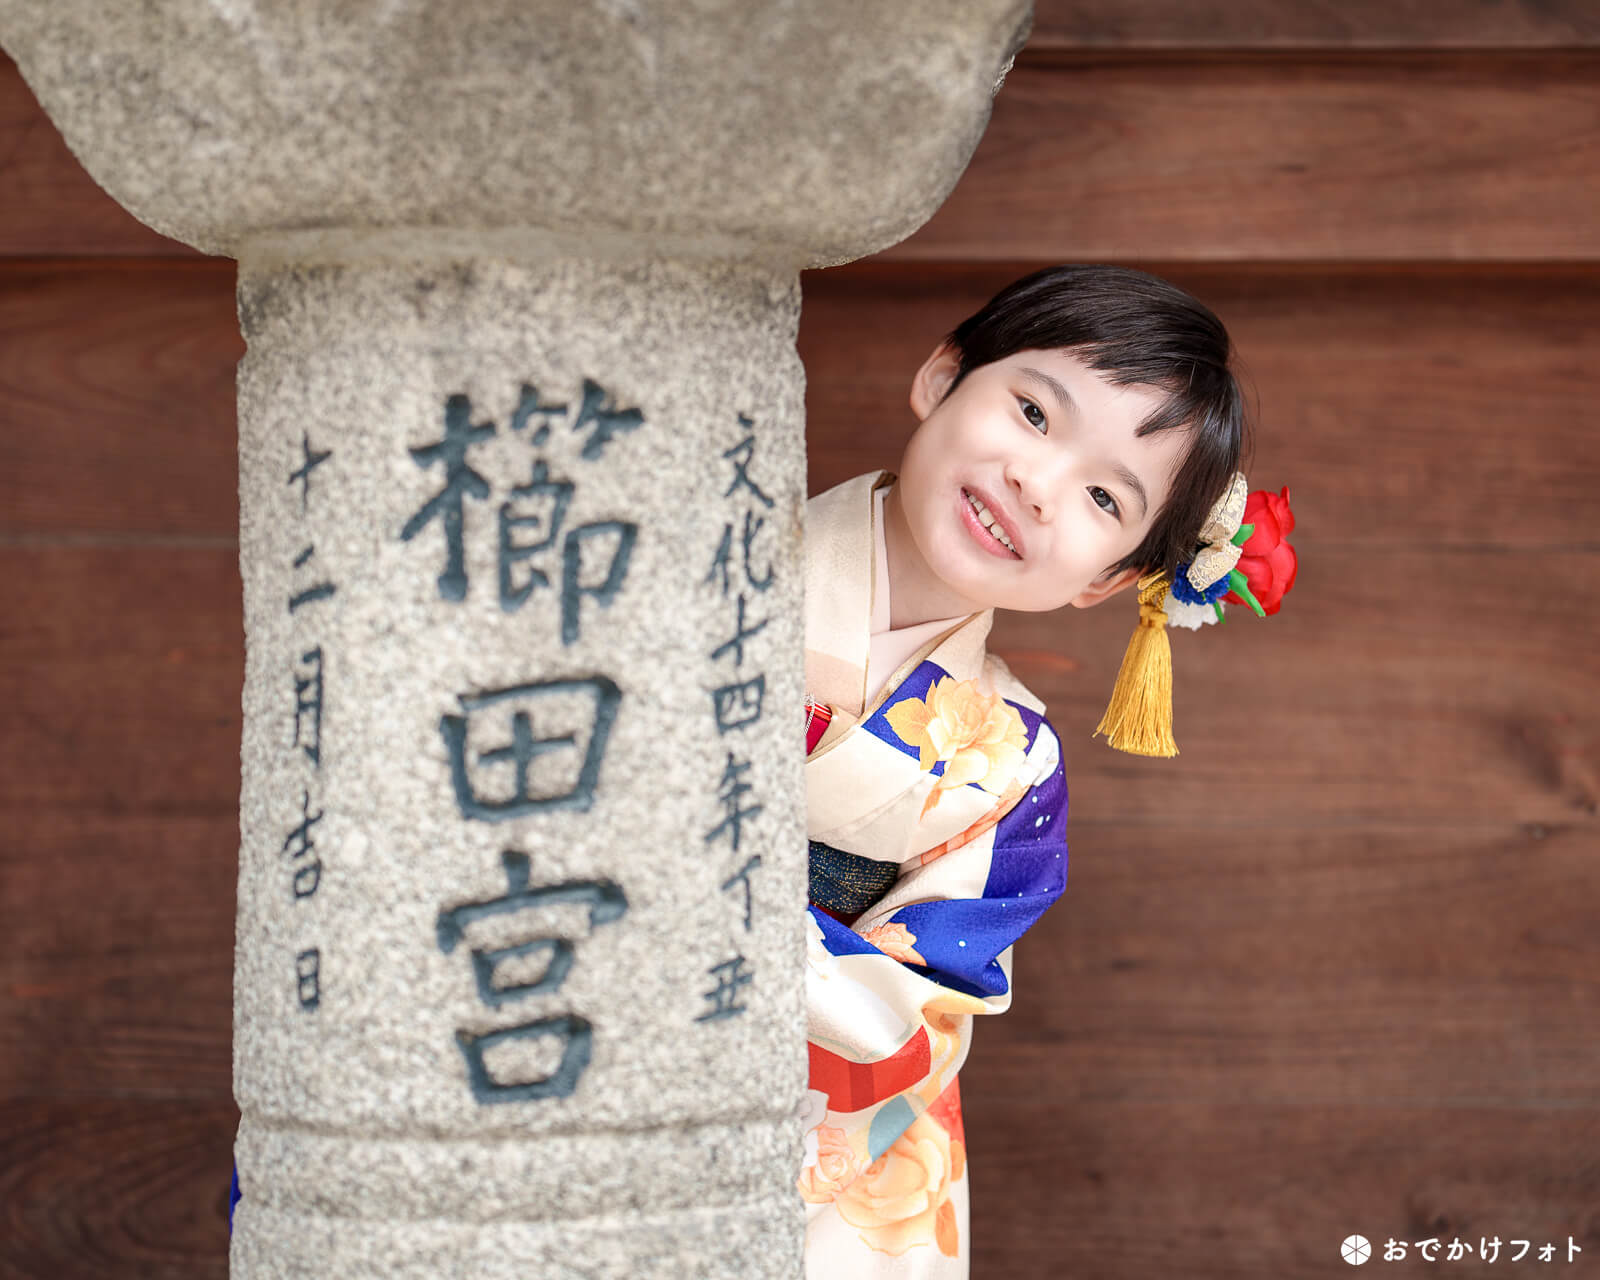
[1092,471,1297,757]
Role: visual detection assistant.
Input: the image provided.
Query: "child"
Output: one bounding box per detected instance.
[798,263,1263,1276]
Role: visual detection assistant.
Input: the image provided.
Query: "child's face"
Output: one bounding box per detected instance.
[883,342,1191,623]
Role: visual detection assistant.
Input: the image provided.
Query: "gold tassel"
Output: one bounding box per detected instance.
[1091,569,1178,757]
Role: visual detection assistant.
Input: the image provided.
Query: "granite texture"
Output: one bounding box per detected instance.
[0,1,1031,269]
[232,253,810,1274]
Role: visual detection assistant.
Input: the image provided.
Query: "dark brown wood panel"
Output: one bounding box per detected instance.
[998,561,1599,828]
[1,538,1593,829]
[0,258,242,536]
[0,1097,234,1279]
[5,259,1598,548]
[6,51,1600,262]
[0,546,241,819]
[967,822,1600,1104]
[0,1094,1592,1279]
[965,1102,1600,1278]
[0,813,234,1100]
[1030,0,1600,49]
[889,52,1600,262]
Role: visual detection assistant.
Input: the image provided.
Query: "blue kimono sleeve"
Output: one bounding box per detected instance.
[810,728,1069,1002]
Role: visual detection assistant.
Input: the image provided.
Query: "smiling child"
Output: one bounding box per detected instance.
[798,264,1254,1276]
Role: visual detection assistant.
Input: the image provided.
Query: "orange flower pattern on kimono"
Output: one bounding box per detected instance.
[860,922,926,966]
[884,676,1030,820]
[831,1110,967,1258]
[798,1124,862,1204]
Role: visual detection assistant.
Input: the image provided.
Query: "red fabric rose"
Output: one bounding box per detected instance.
[1223,486,1297,616]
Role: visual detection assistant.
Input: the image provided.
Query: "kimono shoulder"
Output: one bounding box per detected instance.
[978,649,1044,717]
[807,644,1062,871]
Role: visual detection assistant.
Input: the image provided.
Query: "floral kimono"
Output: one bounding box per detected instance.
[800,470,1070,1276]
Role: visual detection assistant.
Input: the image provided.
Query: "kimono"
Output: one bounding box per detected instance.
[800,470,1070,1277]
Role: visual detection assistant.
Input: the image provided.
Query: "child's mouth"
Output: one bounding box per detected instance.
[960,488,1021,559]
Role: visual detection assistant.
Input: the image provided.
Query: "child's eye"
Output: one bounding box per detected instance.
[1089,486,1121,518]
[1017,396,1047,432]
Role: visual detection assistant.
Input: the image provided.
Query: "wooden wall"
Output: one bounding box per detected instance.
[3,4,1597,1275]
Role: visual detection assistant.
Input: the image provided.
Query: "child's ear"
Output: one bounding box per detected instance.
[908,341,961,422]
[1069,566,1142,609]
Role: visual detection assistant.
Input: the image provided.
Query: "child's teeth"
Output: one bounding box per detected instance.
[965,490,1016,552]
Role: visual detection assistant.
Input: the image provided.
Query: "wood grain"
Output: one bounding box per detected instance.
[965,1101,1600,1278]
[1029,0,1600,49]
[4,259,1597,550]
[1,528,1594,832]
[968,821,1600,1105]
[0,546,241,820]
[0,1098,235,1279]
[0,812,235,1101]
[998,568,1598,829]
[0,259,242,536]
[6,50,1600,262]
[889,52,1600,263]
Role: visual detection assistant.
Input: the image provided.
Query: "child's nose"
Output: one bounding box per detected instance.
[1005,460,1059,523]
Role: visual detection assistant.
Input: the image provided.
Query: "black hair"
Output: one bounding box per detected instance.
[938,264,1253,582]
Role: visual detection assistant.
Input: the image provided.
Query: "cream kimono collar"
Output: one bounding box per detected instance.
[801,469,1052,869]
[803,471,1007,729]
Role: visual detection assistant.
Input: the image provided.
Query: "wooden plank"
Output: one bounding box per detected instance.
[0,1097,234,1278]
[0,548,242,820]
[886,53,1600,262]
[0,813,234,1100]
[4,259,1599,548]
[993,555,1599,828]
[0,1099,1591,1280]
[2,540,1595,825]
[6,51,1600,262]
[6,806,1595,1105]
[0,259,242,536]
[0,1099,1588,1280]
[799,261,1600,551]
[965,822,1600,1105]
[1029,0,1600,49]
[965,1101,1599,1277]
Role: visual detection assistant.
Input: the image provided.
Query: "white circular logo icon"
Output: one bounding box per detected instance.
[1342,1235,1373,1266]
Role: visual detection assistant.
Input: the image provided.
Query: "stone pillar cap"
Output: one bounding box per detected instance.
[0,1,1031,265]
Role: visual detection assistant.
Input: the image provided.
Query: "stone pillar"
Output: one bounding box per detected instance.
[0,5,1031,1276]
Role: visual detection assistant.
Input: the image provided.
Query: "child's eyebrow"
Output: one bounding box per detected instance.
[1017,365,1077,417]
[1017,366,1150,519]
